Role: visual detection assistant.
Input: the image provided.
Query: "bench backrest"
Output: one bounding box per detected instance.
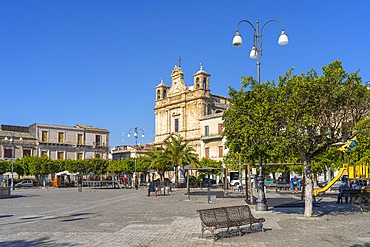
[197,207,227,227]
[197,205,254,227]
[224,205,253,222]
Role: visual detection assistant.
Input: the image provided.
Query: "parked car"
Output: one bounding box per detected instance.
[318,180,342,190]
[202,178,216,185]
[329,181,342,190]
[317,181,328,188]
[15,179,34,188]
[230,177,254,186]
[230,179,241,186]
[264,178,275,185]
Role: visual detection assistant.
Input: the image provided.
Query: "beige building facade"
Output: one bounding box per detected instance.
[154,64,228,160]
[0,125,37,161]
[199,112,226,162]
[29,123,109,160]
[0,123,110,161]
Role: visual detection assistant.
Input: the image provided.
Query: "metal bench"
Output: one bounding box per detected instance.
[196,205,265,240]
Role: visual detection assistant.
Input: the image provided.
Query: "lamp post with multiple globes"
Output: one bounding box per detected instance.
[232,19,289,211]
[4,133,23,190]
[127,127,145,190]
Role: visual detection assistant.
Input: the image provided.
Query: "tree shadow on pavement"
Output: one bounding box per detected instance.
[0,237,78,247]
[0,194,28,200]
[269,199,362,216]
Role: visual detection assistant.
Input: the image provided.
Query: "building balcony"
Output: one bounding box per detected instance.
[38,141,72,147]
[201,134,222,141]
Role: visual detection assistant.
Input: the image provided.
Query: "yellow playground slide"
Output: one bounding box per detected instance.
[314,168,347,196]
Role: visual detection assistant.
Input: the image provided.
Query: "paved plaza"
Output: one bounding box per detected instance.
[0,186,369,247]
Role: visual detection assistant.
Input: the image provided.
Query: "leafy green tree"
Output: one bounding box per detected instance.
[199,158,222,169]
[0,160,8,174]
[276,60,370,216]
[55,160,69,173]
[199,158,222,176]
[352,117,370,168]
[223,76,283,203]
[124,158,136,174]
[69,159,89,174]
[310,147,342,180]
[224,60,370,217]
[19,156,52,183]
[223,153,240,171]
[109,159,128,174]
[48,159,61,174]
[136,156,149,173]
[90,158,109,175]
[13,158,25,178]
[164,136,199,187]
[223,77,282,166]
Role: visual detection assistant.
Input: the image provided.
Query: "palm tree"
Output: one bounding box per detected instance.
[164,136,199,188]
[145,147,172,185]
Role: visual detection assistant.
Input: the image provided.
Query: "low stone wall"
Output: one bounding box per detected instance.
[0,187,11,198]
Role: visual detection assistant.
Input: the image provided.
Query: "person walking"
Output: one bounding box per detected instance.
[147,179,151,196]
[77,175,83,192]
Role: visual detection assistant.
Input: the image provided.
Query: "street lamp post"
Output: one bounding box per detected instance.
[127,127,145,190]
[4,133,23,190]
[232,19,289,211]
[232,19,289,84]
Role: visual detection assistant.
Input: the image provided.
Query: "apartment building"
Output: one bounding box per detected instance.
[111,144,149,160]
[0,123,109,160]
[0,125,37,160]
[199,112,226,161]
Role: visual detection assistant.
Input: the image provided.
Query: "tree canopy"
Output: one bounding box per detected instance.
[223,60,370,216]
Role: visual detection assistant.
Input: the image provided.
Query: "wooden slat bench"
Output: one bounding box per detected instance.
[275,182,290,192]
[196,205,265,239]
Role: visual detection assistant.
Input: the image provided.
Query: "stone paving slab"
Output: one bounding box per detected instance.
[0,187,369,247]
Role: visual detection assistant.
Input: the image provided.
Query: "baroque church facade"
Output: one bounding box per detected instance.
[153,64,228,161]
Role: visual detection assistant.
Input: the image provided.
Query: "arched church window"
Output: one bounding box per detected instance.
[203,78,207,89]
[157,90,160,100]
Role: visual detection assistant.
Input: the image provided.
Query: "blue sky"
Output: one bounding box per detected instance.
[1,0,370,147]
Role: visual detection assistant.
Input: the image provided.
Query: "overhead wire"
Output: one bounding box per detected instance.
[2,0,245,61]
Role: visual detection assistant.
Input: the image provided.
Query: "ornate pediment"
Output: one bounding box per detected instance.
[168,65,187,96]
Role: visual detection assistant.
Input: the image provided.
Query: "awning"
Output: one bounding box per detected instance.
[55,171,72,176]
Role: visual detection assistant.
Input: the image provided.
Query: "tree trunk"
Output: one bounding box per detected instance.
[160,173,165,195]
[174,165,179,188]
[303,158,313,217]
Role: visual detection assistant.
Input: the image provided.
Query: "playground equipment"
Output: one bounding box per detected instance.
[314,139,370,196]
[339,139,369,180]
[314,167,347,196]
